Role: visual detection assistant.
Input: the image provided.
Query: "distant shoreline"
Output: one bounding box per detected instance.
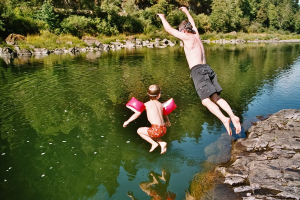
[2,33,300,59]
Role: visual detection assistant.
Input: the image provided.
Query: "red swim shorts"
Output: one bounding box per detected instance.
[147,124,167,139]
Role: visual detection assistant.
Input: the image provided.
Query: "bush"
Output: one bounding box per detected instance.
[61,15,93,37]
[240,17,250,33]
[294,11,300,33]
[121,15,143,34]
[195,13,211,34]
[0,2,39,37]
[93,18,119,36]
[248,22,262,33]
[36,1,58,31]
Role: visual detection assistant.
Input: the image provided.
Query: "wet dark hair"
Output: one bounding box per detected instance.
[179,20,195,34]
[148,84,161,100]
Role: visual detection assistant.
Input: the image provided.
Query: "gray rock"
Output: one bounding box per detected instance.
[82,36,102,47]
[32,48,50,55]
[219,109,300,199]
[234,186,252,193]
[15,47,31,56]
[0,47,14,55]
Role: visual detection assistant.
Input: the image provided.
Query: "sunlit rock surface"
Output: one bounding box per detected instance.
[217,109,300,200]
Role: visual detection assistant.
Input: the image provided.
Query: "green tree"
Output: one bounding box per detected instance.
[209,0,243,32]
[61,15,93,37]
[294,10,300,33]
[256,7,268,27]
[267,4,278,30]
[277,1,295,31]
[36,1,58,31]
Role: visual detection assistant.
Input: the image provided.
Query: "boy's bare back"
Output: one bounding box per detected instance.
[144,100,165,126]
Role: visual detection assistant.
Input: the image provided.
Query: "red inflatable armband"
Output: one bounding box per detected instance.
[162,98,177,115]
[126,97,145,113]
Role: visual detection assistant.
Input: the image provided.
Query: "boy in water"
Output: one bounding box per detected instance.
[157,7,241,135]
[123,85,171,154]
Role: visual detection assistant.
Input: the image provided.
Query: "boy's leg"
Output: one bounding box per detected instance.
[137,127,159,152]
[211,93,241,134]
[155,138,167,154]
[202,97,232,135]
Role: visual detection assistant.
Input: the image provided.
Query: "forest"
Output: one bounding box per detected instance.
[1,0,300,39]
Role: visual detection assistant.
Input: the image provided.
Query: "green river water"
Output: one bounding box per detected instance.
[1,43,300,200]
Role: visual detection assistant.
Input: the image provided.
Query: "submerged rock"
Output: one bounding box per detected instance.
[217,109,300,199]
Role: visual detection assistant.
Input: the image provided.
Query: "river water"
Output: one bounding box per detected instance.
[1,43,300,200]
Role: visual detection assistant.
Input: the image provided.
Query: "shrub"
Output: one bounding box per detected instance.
[93,18,119,36]
[0,2,39,37]
[248,22,262,33]
[36,1,58,31]
[195,13,211,34]
[240,17,250,33]
[121,15,143,34]
[61,15,93,37]
[294,11,300,33]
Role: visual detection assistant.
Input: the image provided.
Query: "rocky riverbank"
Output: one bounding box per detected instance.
[0,34,176,59]
[2,33,300,60]
[216,109,300,200]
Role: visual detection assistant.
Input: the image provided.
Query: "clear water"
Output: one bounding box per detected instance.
[1,43,300,200]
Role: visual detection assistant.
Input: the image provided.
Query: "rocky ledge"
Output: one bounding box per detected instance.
[217,109,300,200]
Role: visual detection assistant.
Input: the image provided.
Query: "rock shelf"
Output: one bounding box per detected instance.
[217,109,300,200]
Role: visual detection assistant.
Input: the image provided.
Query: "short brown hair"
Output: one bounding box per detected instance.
[179,20,195,34]
[148,84,161,100]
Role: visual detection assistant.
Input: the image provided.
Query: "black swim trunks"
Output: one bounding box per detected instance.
[190,64,222,100]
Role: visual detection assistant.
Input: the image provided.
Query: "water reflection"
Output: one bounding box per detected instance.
[128,170,176,200]
[1,43,300,199]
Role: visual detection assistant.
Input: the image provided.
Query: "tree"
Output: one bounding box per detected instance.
[277,1,295,31]
[209,0,243,32]
[37,1,58,31]
[267,4,278,29]
[295,10,300,33]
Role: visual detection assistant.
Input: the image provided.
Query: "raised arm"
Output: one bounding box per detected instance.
[179,6,198,34]
[123,111,142,127]
[157,13,189,41]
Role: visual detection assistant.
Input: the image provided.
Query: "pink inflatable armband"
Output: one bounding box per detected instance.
[162,98,177,115]
[126,97,145,113]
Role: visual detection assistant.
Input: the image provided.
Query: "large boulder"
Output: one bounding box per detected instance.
[217,109,300,200]
[5,34,26,45]
[82,36,102,47]
[15,46,31,56]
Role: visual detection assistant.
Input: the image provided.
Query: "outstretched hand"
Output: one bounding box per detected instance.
[123,121,129,127]
[179,6,188,13]
[157,13,165,19]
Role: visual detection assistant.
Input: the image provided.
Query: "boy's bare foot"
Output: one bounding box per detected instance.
[127,191,134,198]
[149,143,159,152]
[158,142,167,154]
[232,115,241,134]
[222,117,232,136]
[159,170,166,181]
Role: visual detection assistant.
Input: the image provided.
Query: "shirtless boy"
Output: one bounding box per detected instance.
[123,85,171,154]
[157,7,241,135]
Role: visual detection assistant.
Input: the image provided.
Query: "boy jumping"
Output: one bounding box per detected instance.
[123,85,171,154]
[157,7,241,135]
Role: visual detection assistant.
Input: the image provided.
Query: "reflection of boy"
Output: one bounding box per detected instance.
[157,7,241,135]
[127,170,176,200]
[139,170,176,200]
[123,85,171,154]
